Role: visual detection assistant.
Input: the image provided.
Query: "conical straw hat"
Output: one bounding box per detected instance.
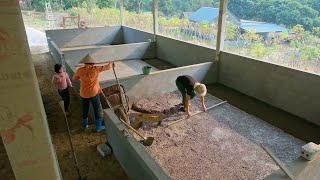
[79,54,99,64]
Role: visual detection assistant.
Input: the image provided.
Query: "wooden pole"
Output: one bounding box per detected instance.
[215,0,228,80]
[167,101,227,126]
[119,0,125,26]
[152,0,158,41]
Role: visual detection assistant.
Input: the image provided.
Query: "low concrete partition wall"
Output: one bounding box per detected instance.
[122,26,216,69]
[123,26,154,43]
[219,51,320,126]
[156,36,216,67]
[45,26,123,48]
[63,42,156,67]
[103,109,170,180]
[47,37,65,63]
[101,62,216,102]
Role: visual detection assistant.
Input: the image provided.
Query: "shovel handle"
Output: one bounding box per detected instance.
[118,117,147,140]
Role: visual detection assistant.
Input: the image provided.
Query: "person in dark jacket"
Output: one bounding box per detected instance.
[176,75,207,118]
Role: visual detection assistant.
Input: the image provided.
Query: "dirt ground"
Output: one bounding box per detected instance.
[32,53,128,180]
[131,92,305,180]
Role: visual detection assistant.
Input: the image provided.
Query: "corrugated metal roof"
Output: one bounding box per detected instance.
[188,7,219,23]
[240,20,287,33]
[188,7,287,33]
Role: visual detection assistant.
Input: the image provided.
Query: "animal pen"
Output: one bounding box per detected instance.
[2,0,320,179]
[46,24,319,179]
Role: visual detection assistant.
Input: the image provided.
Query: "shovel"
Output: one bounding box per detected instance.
[101,91,154,146]
[118,117,154,146]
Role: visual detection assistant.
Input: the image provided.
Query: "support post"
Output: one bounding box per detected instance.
[0,1,61,179]
[152,0,159,41]
[120,0,125,26]
[215,0,228,63]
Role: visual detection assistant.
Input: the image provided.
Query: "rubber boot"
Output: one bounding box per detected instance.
[95,119,105,132]
[82,118,88,129]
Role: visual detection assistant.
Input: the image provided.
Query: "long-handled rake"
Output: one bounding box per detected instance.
[167,101,227,126]
[59,101,82,180]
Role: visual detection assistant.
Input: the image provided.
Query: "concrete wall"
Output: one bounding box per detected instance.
[47,38,64,64]
[63,42,156,67]
[103,109,170,180]
[219,52,320,126]
[0,2,61,179]
[101,62,215,102]
[45,26,123,48]
[122,26,218,82]
[156,35,216,67]
[123,26,154,43]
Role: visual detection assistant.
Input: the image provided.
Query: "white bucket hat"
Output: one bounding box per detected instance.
[194,83,207,97]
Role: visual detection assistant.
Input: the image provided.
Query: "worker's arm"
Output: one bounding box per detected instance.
[97,63,112,72]
[200,96,207,112]
[65,72,73,87]
[73,69,80,80]
[185,94,191,118]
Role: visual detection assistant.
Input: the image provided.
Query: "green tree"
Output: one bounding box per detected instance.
[96,0,114,8]
[159,0,174,17]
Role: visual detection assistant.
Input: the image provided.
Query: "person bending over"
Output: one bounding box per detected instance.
[176,75,207,118]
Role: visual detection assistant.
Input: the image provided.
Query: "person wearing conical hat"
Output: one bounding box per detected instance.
[176,75,207,118]
[73,54,112,132]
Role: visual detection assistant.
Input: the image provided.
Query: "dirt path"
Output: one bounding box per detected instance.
[33,53,128,180]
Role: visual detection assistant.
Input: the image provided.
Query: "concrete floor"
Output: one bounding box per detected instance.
[207,84,320,143]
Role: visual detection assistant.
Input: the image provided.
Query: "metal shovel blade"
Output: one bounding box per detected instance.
[140,137,154,146]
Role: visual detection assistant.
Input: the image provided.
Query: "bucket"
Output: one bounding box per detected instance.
[142,66,152,75]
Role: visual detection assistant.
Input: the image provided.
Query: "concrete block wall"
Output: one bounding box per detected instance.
[63,42,156,68]
[47,38,65,64]
[101,62,215,103]
[103,109,170,180]
[156,36,216,67]
[45,26,124,48]
[122,26,216,68]
[219,52,320,126]
[123,26,154,43]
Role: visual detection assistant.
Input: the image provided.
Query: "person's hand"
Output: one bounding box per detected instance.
[187,111,191,118]
[203,107,207,112]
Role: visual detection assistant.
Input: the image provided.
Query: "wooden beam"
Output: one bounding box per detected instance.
[152,0,159,41]
[215,0,228,63]
[120,0,125,26]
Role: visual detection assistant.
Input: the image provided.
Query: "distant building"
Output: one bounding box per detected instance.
[240,20,288,40]
[188,7,287,40]
[188,7,240,26]
[180,12,193,19]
